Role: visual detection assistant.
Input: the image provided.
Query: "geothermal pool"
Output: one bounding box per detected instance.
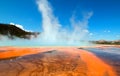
[0,46,119,76]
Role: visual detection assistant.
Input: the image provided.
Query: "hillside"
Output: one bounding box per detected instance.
[0,23,39,39]
[91,40,120,45]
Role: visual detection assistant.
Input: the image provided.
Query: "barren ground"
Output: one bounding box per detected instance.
[0,46,118,76]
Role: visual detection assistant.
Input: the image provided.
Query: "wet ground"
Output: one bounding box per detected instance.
[0,47,119,76]
[83,47,120,76]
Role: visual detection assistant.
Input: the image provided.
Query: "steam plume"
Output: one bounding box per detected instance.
[37,0,60,42]
[0,0,93,46]
[37,0,93,45]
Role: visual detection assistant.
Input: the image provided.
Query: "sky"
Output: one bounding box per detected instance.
[0,0,120,40]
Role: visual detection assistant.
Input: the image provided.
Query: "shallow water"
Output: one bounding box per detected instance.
[0,47,119,76]
[83,47,120,76]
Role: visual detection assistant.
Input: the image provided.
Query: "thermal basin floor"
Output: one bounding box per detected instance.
[0,47,117,76]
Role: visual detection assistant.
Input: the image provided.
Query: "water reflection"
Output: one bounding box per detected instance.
[84,47,120,76]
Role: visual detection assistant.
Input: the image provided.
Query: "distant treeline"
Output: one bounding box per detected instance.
[91,40,120,45]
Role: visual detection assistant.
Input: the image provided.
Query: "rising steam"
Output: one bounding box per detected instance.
[36,0,93,45]
[0,0,93,46]
[37,0,61,42]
